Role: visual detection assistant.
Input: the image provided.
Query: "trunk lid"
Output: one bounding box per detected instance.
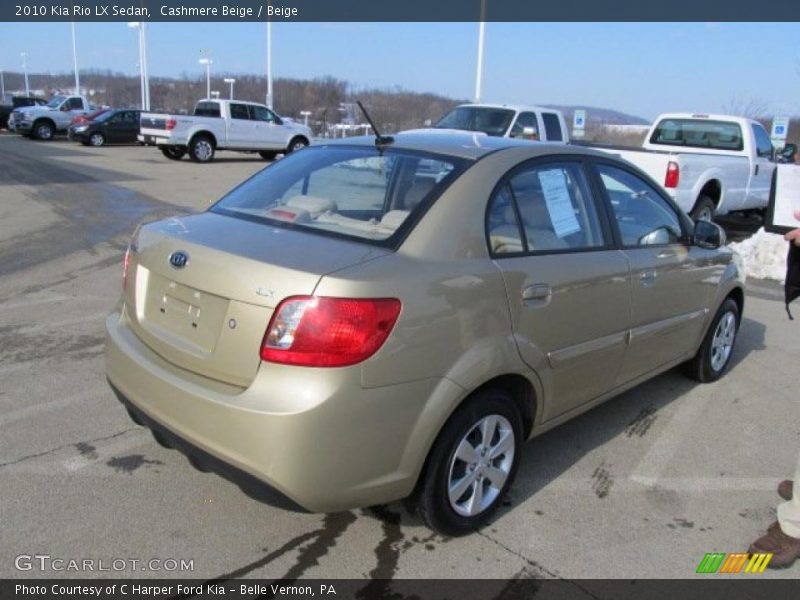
[125,212,388,387]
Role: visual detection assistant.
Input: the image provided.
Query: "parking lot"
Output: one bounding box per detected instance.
[0,132,798,583]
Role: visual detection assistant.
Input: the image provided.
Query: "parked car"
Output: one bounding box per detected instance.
[68,109,141,146]
[70,108,110,127]
[405,103,570,143]
[1,96,46,129]
[138,99,313,162]
[105,133,744,535]
[588,113,778,221]
[12,94,93,140]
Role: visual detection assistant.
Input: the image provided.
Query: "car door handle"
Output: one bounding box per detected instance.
[522,284,552,302]
[754,164,760,176]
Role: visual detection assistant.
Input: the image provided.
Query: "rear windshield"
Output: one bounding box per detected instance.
[649,118,743,151]
[211,146,467,246]
[435,107,515,137]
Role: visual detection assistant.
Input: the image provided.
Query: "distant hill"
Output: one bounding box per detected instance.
[545,105,651,127]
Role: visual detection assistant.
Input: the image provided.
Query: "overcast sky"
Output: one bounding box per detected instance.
[1,21,798,120]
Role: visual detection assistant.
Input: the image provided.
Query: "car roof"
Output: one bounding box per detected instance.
[321,132,607,161]
[454,103,560,114]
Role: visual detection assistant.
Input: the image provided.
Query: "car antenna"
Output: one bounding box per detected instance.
[357,101,393,148]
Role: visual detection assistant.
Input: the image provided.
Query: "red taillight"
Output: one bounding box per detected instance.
[260,296,401,367]
[665,161,680,188]
[165,118,177,131]
[122,248,131,291]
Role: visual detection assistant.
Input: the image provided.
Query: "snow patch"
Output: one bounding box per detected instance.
[727,228,788,282]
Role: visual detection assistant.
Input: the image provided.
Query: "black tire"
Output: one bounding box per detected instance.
[285,136,308,155]
[259,150,278,161]
[89,132,105,147]
[416,389,523,535]
[160,146,187,161]
[151,429,174,449]
[683,297,740,383]
[33,120,55,141]
[189,135,215,162]
[690,195,716,222]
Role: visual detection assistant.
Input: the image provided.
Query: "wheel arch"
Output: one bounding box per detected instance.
[189,130,217,148]
[692,177,723,212]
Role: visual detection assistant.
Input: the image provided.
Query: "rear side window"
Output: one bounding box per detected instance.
[650,119,743,151]
[229,103,250,120]
[194,102,221,117]
[212,146,465,246]
[487,162,606,254]
[597,164,683,247]
[542,113,563,141]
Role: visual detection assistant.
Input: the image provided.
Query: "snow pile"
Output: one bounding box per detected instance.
[727,228,788,282]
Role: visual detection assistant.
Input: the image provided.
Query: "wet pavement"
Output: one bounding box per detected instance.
[0,132,798,583]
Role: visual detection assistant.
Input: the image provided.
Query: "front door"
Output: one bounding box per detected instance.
[227,102,256,148]
[594,162,713,384]
[488,158,631,421]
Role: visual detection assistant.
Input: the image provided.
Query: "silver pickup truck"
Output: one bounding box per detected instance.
[139,99,313,162]
[12,94,92,140]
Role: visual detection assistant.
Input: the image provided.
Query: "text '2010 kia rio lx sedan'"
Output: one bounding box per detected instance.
[105,133,744,534]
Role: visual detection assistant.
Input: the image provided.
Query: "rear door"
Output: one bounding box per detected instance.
[541,112,565,143]
[488,158,631,421]
[593,161,712,384]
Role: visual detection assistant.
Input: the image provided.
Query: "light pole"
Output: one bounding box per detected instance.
[71,21,80,94]
[265,21,273,109]
[199,55,212,99]
[0,70,5,101]
[223,77,235,99]
[300,110,311,127]
[21,52,29,96]
[128,22,150,110]
[474,0,486,103]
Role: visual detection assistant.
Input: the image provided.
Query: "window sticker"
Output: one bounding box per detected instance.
[537,169,581,238]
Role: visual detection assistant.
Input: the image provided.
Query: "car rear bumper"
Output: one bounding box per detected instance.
[138,134,168,146]
[104,308,450,512]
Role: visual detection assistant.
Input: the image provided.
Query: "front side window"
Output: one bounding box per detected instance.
[487,162,606,254]
[509,112,540,140]
[597,164,683,247]
[751,124,774,158]
[650,118,743,151]
[212,146,464,245]
[435,106,516,137]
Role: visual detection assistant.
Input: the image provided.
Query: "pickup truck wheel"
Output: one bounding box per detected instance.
[690,196,716,222]
[683,297,739,383]
[33,120,54,141]
[89,132,105,147]
[415,389,522,535]
[161,146,187,161]
[189,136,215,162]
[259,151,278,161]
[285,137,308,154]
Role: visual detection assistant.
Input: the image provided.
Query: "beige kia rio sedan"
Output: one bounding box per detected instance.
[105,133,744,534]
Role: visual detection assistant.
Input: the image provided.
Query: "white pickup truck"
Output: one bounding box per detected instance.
[139,99,313,162]
[593,113,777,221]
[406,103,570,143]
[12,94,92,140]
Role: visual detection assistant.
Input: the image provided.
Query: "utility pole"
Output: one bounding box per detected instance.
[21,52,29,96]
[71,21,80,94]
[266,20,273,109]
[474,0,486,103]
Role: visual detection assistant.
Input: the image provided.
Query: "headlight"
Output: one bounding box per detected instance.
[74,126,88,132]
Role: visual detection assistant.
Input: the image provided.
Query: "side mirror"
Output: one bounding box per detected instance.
[693,219,725,249]
[522,127,538,140]
[781,143,797,162]
[273,116,283,125]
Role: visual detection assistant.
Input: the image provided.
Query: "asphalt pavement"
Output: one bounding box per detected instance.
[0,132,798,585]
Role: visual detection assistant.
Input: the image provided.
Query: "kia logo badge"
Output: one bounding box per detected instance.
[169,251,189,269]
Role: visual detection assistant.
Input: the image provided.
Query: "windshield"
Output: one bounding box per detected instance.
[434,106,515,137]
[93,111,113,122]
[45,95,67,109]
[211,146,467,246]
[650,119,744,151]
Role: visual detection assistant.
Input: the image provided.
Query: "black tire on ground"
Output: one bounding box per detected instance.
[126,408,144,426]
[189,135,215,162]
[151,429,174,449]
[690,195,716,222]
[285,136,308,155]
[415,388,523,536]
[89,132,105,147]
[160,146,187,160]
[259,150,278,161]
[33,120,55,141]
[683,297,740,383]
